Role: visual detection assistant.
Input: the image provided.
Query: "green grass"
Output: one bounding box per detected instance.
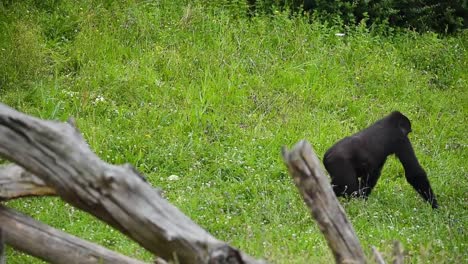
[0,1,467,263]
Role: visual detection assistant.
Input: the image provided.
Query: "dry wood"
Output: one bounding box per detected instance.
[372,246,386,264]
[0,103,264,264]
[392,241,404,264]
[0,205,145,264]
[0,164,55,200]
[282,140,366,264]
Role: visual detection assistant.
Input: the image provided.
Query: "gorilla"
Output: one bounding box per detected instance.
[323,111,439,209]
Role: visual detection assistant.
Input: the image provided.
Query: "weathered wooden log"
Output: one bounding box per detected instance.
[0,164,55,200]
[0,205,145,264]
[0,103,264,264]
[282,140,366,264]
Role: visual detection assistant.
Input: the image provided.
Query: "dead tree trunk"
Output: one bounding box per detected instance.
[0,164,55,200]
[0,103,264,264]
[0,205,146,264]
[282,140,366,264]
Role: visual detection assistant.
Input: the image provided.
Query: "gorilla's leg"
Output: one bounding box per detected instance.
[361,166,384,197]
[324,157,359,197]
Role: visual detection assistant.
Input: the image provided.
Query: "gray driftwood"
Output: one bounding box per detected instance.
[0,164,55,200]
[0,205,145,264]
[282,140,366,264]
[0,103,263,264]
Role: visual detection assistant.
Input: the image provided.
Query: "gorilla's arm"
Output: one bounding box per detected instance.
[396,138,439,209]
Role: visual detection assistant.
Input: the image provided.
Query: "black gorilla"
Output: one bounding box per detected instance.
[323,111,438,209]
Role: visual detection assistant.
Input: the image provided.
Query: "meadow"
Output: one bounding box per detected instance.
[0,1,467,263]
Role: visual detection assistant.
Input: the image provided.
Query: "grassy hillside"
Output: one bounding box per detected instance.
[0,1,467,263]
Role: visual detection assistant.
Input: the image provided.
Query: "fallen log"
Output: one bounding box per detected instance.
[0,103,263,264]
[0,205,145,264]
[0,164,55,200]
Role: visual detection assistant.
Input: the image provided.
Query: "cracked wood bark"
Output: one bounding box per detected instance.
[282,140,365,264]
[0,164,55,200]
[0,104,264,264]
[0,205,145,264]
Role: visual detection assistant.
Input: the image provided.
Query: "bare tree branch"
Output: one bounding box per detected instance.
[0,205,146,264]
[0,103,264,264]
[282,140,365,264]
[0,164,55,200]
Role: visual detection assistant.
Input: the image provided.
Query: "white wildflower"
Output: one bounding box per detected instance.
[168,174,180,181]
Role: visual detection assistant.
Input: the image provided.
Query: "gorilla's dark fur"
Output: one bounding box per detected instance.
[323,111,438,209]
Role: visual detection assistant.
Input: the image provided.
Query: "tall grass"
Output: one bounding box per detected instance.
[0,1,467,263]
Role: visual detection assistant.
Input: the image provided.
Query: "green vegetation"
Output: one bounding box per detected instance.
[0,1,466,263]
[248,0,467,34]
